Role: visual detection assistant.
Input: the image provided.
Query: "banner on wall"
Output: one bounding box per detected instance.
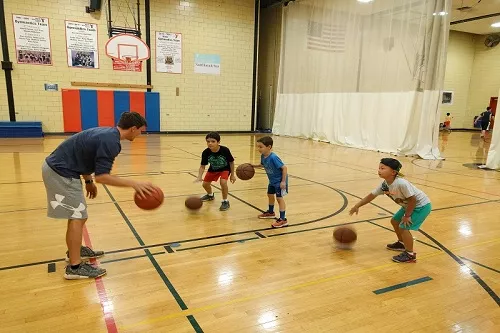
[13,14,52,65]
[194,54,220,75]
[155,32,182,74]
[65,21,99,69]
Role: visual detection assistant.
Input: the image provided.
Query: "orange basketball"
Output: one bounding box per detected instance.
[236,163,255,180]
[134,187,164,210]
[333,226,357,244]
[185,196,203,210]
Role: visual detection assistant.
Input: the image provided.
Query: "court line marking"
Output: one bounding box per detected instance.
[103,185,207,332]
[1,198,497,271]
[460,257,500,274]
[372,276,433,295]
[116,237,500,331]
[83,225,118,333]
[333,184,500,306]
[419,229,500,306]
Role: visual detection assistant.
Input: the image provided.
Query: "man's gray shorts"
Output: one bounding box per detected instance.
[42,161,88,219]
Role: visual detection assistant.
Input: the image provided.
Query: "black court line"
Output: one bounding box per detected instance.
[373,276,433,295]
[176,237,260,252]
[460,257,500,274]
[187,315,204,333]
[164,245,175,253]
[103,185,195,317]
[0,257,66,271]
[418,229,500,306]
[367,221,442,251]
[100,251,165,264]
[255,232,266,238]
[47,263,56,273]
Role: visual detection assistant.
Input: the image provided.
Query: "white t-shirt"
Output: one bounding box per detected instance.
[371,177,430,208]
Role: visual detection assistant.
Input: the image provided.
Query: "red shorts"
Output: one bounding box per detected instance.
[203,171,230,182]
[444,121,451,127]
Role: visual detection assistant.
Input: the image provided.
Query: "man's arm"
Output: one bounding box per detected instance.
[94,174,155,198]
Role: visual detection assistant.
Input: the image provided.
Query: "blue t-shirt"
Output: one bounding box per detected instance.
[261,152,287,185]
[45,127,121,179]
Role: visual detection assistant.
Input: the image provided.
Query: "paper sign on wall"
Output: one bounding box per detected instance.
[194,54,220,75]
[65,21,99,69]
[13,14,52,65]
[156,32,182,74]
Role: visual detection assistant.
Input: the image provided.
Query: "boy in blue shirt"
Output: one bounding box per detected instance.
[253,136,289,228]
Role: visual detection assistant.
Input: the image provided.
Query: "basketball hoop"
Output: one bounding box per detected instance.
[105,34,150,72]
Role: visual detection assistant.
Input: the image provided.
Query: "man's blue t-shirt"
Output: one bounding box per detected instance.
[261,152,287,185]
[45,127,121,179]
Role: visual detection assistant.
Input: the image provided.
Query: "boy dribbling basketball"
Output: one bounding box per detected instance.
[196,132,236,211]
[349,158,432,263]
[253,136,289,228]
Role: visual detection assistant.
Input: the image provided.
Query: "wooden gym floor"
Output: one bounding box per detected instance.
[0,131,499,332]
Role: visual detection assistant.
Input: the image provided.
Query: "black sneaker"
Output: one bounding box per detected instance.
[201,194,215,202]
[219,201,230,211]
[392,251,417,263]
[386,241,405,252]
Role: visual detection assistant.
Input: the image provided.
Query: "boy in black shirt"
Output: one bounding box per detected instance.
[196,132,236,211]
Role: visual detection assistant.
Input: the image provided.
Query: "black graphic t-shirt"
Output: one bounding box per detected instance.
[201,146,234,173]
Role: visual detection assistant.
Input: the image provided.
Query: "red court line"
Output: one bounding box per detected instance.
[82,225,118,333]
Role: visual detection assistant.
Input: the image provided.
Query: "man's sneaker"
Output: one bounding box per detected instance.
[392,251,417,263]
[66,246,104,262]
[386,241,405,252]
[201,194,215,202]
[64,262,107,280]
[220,201,230,211]
[258,211,276,219]
[272,218,288,228]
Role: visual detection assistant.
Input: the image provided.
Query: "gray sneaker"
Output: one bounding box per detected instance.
[64,262,107,280]
[201,194,215,202]
[219,201,230,211]
[66,245,104,262]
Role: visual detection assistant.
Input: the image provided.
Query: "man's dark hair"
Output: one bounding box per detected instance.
[487,106,491,111]
[205,132,221,142]
[257,136,273,147]
[446,113,450,116]
[117,112,147,129]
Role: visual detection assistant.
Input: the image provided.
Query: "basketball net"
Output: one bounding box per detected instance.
[123,56,140,72]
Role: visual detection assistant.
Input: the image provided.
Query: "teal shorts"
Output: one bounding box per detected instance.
[393,203,431,230]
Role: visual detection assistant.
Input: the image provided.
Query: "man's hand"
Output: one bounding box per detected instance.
[230,175,236,184]
[133,181,156,199]
[86,183,98,199]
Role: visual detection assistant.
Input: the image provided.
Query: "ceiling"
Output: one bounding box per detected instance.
[450,0,500,35]
[261,0,500,35]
